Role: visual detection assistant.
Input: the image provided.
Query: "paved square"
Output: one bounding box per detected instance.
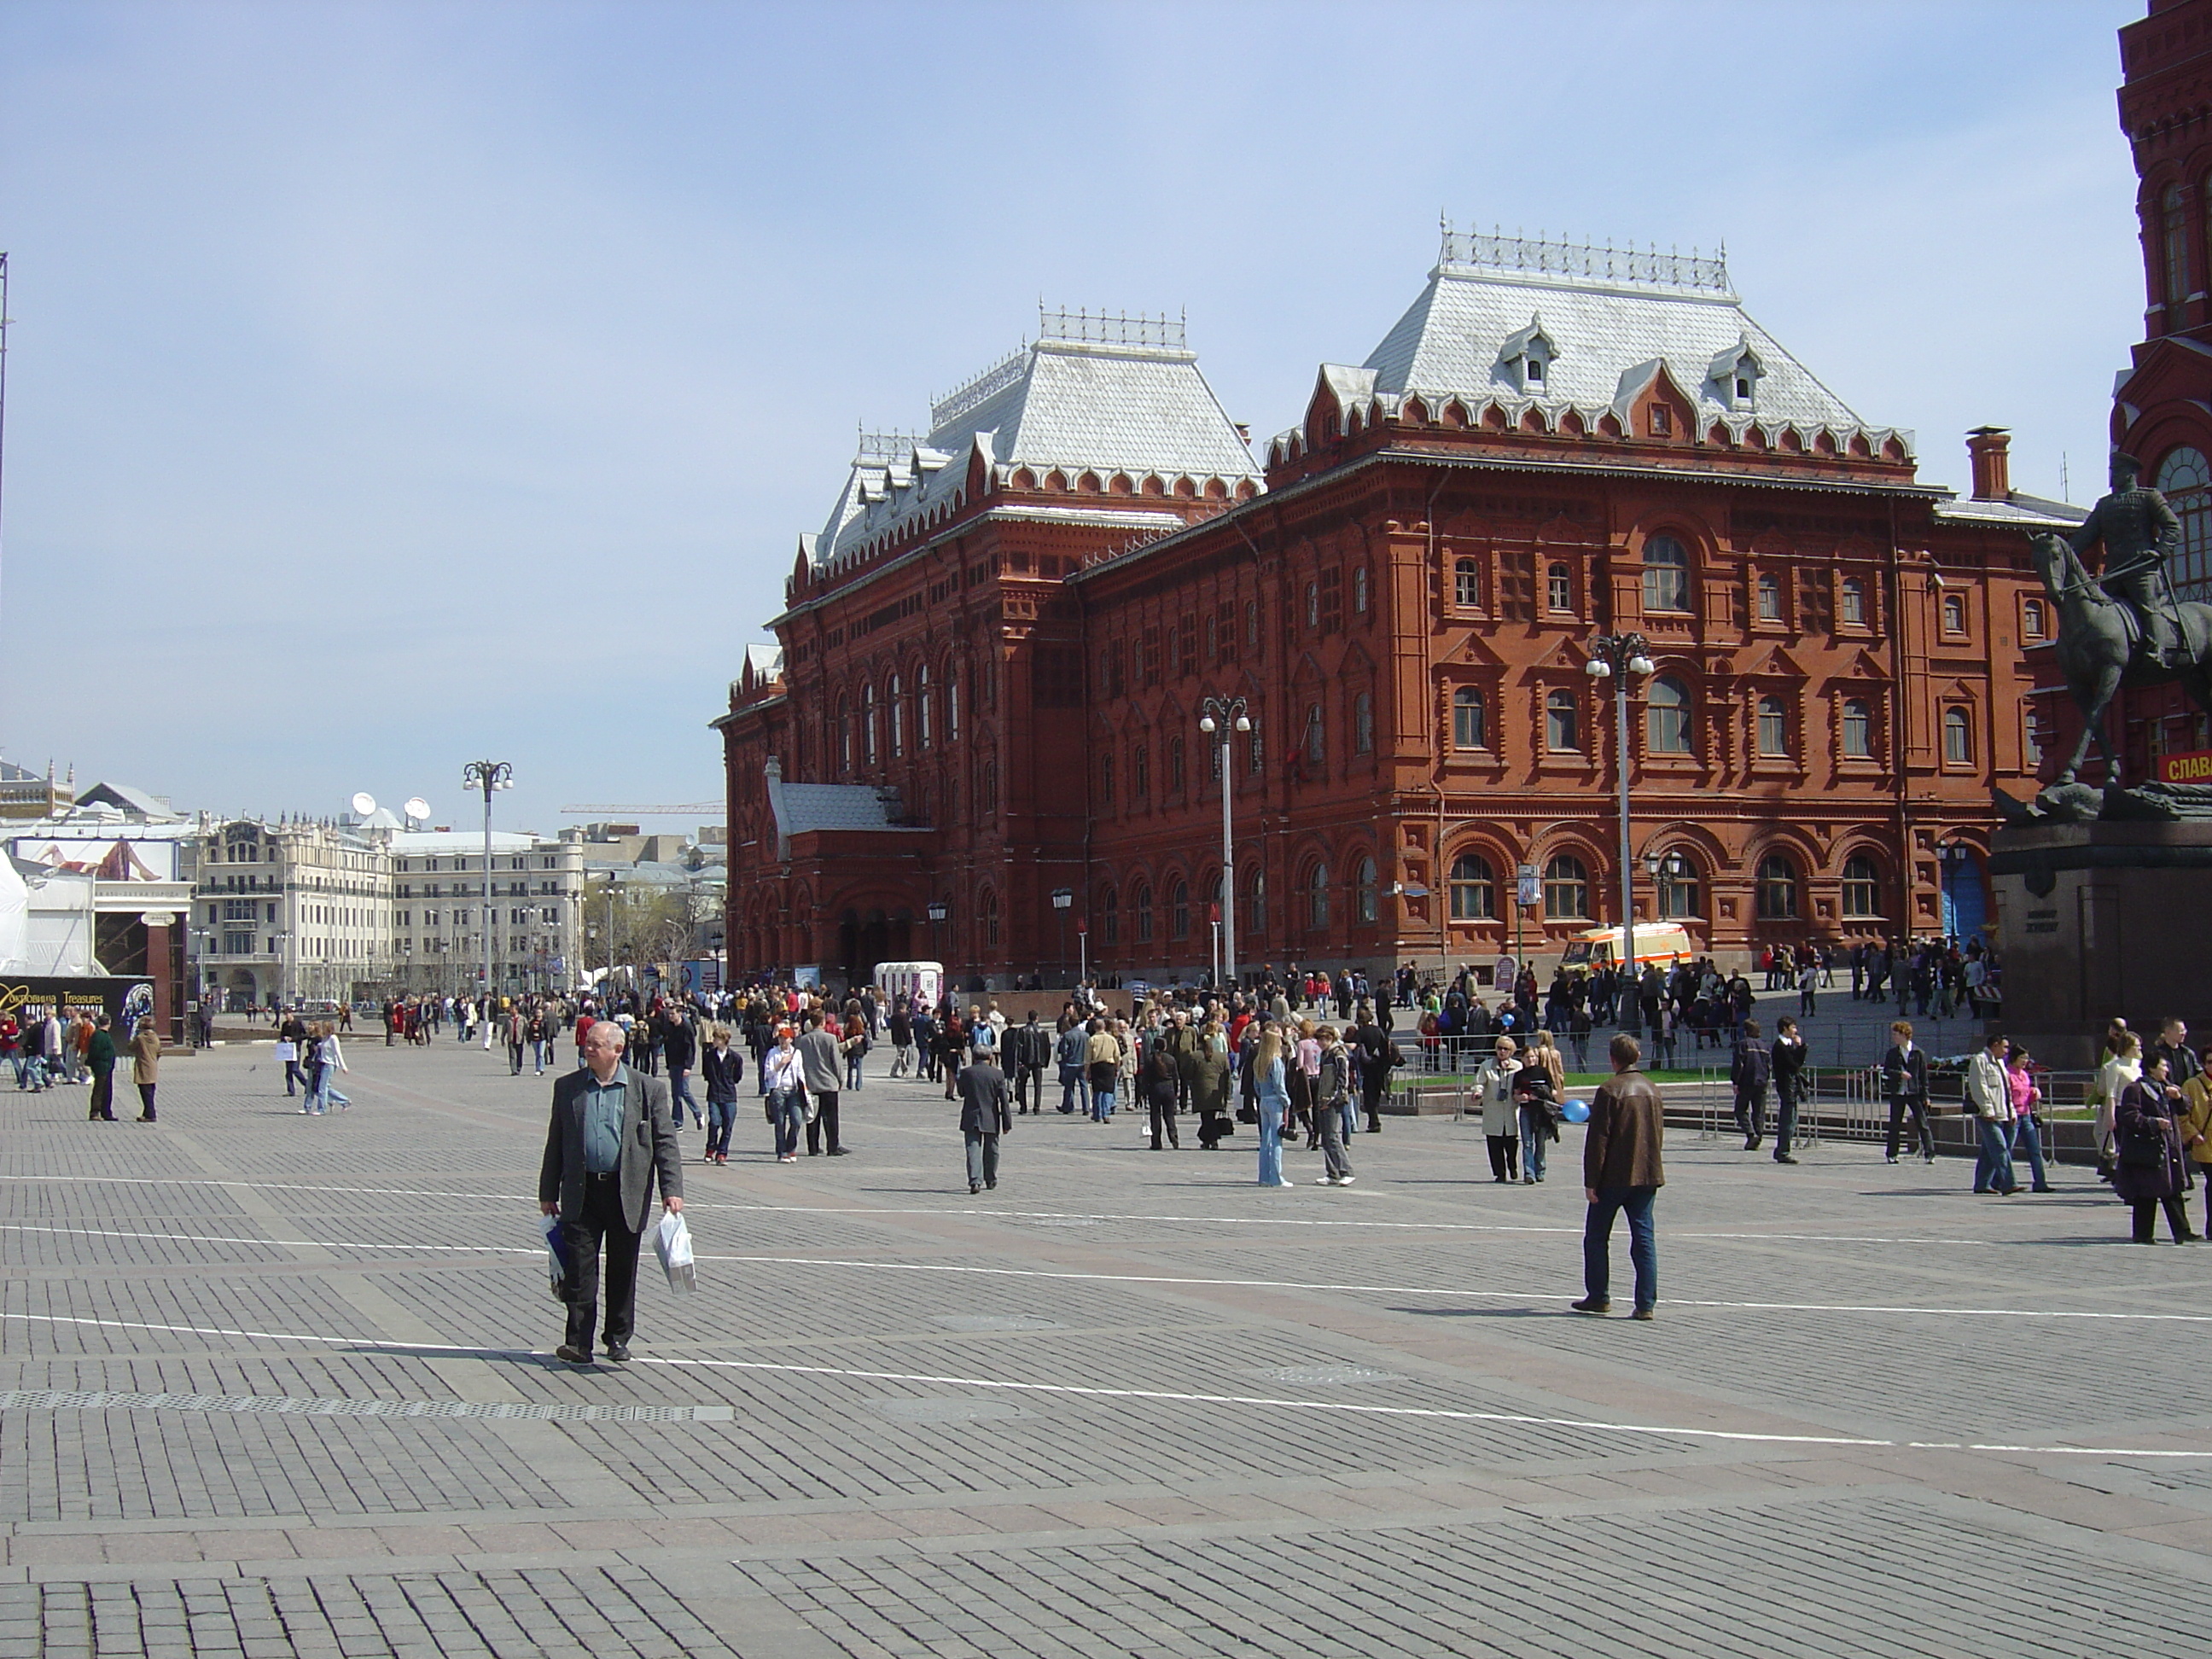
[4,1037,2208,1656]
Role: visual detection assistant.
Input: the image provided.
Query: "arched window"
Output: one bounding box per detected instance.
[1943,707,1974,765]
[2166,183,2192,313]
[862,683,878,765]
[979,888,1000,949]
[1353,566,1369,614]
[1452,687,1487,750]
[1244,867,1267,934]
[1642,533,1691,614]
[1306,580,1320,629]
[2157,447,2212,596]
[1352,692,1374,754]
[888,674,905,758]
[1167,736,1186,794]
[1756,573,1782,621]
[1168,877,1190,939]
[946,667,961,741]
[1647,676,1692,754]
[1756,695,1789,757]
[1756,853,1800,919]
[2023,598,2047,640]
[1543,855,1590,918]
[1840,578,1867,626]
[1547,562,1572,612]
[1303,703,1325,766]
[1455,558,1481,608]
[1842,698,1874,759]
[837,696,853,772]
[1842,853,1882,918]
[1354,856,1378,924]
[1941,594,1966,635]
[2024,706,2045,766]
[1545,689,1579,752]
[1656,855,1701,919]
[1305,863,1330,931]
[917,664,933,748]
[1134,882,1155,944]
[1101,886,1121,946]
[1449,853,1496,920]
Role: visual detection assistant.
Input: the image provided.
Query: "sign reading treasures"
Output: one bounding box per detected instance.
[0,976,156,1028]
[2157,749,2212,785]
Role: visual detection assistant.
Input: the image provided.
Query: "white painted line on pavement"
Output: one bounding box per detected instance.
[4,1308,2208,1463]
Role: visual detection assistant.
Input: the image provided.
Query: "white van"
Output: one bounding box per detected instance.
[872,960,944,1012]
[1557,923,1697,976]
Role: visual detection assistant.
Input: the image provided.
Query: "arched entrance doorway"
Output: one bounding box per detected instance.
[1940,849,1988,946]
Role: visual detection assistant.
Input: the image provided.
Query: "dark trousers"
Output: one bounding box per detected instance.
[1773,1080,1798,1158]
[284,1060,306,1096]
[561,1175,643,1353]
[1012,1064,1042,1114]
[806,1091,841,1154]
[963,1129,999,1190]
[1486,1133,1519,1181]
[88,1072,115,1121]
[1361,1083,1384,1134]
[136,1082,156,1121]
[2132,1196,2192,1243]
[1886,1097,1934,1160]
[1149,1097,1180,1149]
[1584,1185,1658,1312]
[1734,1086,1767,1143]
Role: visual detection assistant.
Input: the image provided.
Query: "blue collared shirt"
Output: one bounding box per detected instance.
[581,1066,629,1173]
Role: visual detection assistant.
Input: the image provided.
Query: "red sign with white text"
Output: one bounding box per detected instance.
[2157,748,2212,784]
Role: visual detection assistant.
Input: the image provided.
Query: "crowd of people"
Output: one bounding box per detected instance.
[1,1004,160,1121]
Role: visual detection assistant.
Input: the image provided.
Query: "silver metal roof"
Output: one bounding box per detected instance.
[1325,225,1910,457]
[809,308,1260,571]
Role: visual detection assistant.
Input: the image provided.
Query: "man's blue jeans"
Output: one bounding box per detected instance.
[705,1097,736,1160]
[1583,1185,1658,1312]
[1973,1116,2017,1191]
[669,1067,701,1127]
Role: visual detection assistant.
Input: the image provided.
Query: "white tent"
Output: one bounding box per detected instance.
[0,854,27,970]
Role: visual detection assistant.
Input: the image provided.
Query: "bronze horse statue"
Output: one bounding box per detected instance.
[2029,531,2212,787]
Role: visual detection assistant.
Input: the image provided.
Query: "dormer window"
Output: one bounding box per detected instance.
[1708,338,1766,410]
[1498,314,1559,396]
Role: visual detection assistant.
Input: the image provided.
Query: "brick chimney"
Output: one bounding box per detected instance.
[1966,426,2011,501]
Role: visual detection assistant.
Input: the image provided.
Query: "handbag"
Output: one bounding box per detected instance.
[2117,1128,2166,1168]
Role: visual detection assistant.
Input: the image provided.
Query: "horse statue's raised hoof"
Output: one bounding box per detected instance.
[2033,781,2105,822]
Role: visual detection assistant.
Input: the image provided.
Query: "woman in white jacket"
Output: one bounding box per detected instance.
[1473,1037,1522,1184]
[2093,1027,2144,1182]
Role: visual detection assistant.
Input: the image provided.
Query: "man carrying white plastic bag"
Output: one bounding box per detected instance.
[654,1208,696,1294]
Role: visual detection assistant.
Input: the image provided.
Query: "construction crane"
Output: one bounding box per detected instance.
[559,801,722,815]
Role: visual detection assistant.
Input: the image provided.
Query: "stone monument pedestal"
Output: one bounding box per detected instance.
[1989,819,2212,1068]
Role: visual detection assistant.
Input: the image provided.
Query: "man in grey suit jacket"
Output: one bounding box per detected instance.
[539,1020,684,1365]
[958,1054,1011,1195]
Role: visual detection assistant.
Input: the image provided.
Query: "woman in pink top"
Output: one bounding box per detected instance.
[2005,1044,2053,1193]
[1295,1024,1324,1150]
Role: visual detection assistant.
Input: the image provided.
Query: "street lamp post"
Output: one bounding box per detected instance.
[1051,888,1073,986]
[926,899,949,994]
[463,760,513,1006]
[1586,634,1655,982]
[1196,696,1252,992]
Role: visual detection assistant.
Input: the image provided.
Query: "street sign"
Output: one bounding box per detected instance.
[2157,748,2212,784]
[1516,864,1540,907]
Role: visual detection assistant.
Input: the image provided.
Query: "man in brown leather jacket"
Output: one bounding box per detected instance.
[1574,1032,1666,1320]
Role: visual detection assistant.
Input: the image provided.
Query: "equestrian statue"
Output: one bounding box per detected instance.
[2028,451,2212,802]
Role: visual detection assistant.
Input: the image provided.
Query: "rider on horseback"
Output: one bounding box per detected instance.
[2067,452,2189,670]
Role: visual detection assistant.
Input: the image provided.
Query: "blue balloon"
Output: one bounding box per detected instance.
[1562,1098,1592,1124]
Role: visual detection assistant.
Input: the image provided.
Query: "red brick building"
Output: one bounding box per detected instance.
[719,240,2071,989]
[2104,0,2212,773]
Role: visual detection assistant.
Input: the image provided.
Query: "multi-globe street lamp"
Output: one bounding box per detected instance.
[1586,634,1656,977]
[462,760,514,1003]
[1196,696,1252,991]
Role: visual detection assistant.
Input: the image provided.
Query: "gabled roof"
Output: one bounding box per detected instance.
[810,309,1260,569]
[1343,225,1906,455]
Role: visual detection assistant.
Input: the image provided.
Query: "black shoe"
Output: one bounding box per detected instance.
[556,1344,594,1365]
[1774,1154,1797,1165]
[985,1180,996,1190]
[603,1343,631,1364]
[1570,1297,1610,1315]
[971,1183,982,1195]
[1746,1136,1763,1152]
[1999,1185,2023,1196]
[828,1146,849,1156]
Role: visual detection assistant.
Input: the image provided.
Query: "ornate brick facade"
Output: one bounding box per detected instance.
[719,245,2067,987]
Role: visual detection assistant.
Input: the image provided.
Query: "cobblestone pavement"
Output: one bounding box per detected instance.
[4,1036,2209,1656]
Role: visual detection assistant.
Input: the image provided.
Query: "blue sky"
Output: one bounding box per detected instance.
[0,0,2146,834]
